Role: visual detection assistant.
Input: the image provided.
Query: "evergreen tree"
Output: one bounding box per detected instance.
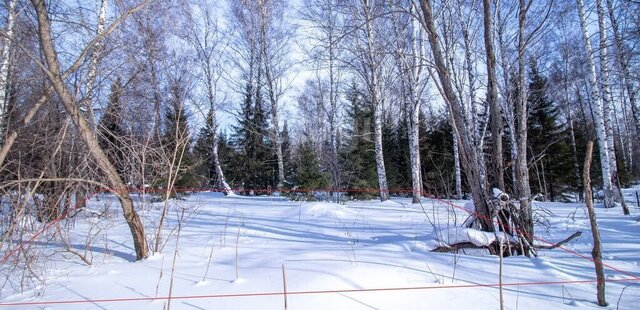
[161,80,198,190]
[420,112,456,198]
[193,110,216,187]
[281,120,293,187]
[98,78,126,177]
[382,116,410,194]
[232,83,275,193]
[342,82,377,198]
[527,60,572,201]
[293,138,328,192]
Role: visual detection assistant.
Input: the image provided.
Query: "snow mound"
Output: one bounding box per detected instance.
[436,227,510,247]
[303,202,355,219]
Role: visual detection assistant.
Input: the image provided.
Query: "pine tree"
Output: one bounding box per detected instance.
[194,110,216,187]
[293,138,328,194]
[281,121,293,187]
[342,82,377,198]
[98,77,126,177]
[232,83,275,193]
[161,80,198,190]
[527,60,571,201]
[421,115,456,198]
[382,116,410,194]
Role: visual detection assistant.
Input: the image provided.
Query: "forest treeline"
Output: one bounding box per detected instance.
[0,0,638,259]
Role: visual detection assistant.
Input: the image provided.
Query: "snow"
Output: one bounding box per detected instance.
[1,191,639,309]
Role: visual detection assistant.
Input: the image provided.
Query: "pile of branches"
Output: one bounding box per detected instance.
[433,190,581,256]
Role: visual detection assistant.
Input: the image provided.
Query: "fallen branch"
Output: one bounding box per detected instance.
[431,231,582,253]
[536,231,582,250]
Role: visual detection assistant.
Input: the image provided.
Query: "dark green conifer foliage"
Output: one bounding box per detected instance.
[232,83,276,193]
[341,82,377,198]
[294,138,328,191]
[161,80,198,190]
[420,114,456,198]
[98,77,126,177]
[526,60,572,201]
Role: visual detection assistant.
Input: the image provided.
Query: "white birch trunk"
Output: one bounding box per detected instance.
[576,0,615,208]
[258,1,286,191]
[453,131,462,199]
[83,0,108,132]
[516,0,533,255]
[205,75,231,194]
[606,0,640,137]
[597,0,629,214]
[596,0,619,183]
[0,0,17,141]
[362,0,389,201]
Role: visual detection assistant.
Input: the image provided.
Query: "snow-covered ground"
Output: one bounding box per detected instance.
[1,190,639,309]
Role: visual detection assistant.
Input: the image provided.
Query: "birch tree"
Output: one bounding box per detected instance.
[418,0,494,233]
[29,0,150,260]
[0,0,16,142]
[258,0,292,191]
[347,0,390,201]
[576,0,617,210]
[596,0,629,214]
[515,0,533,255]
[606,0,640,138]
[483,0,505,191]
[181,1,231,194]
[300,0,346,194]
[390,2,426,203]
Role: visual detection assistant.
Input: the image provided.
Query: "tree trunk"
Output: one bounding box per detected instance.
[576,0,615,210]
[605,0,640,142]
[516,0,533,256]
[362,0,389,201]
[453,131,462,199]
[373,94,389,201]
[0,0,17,142]
[259,2,286,191]
[205,72,231,194]
[596,0,628,214]
[31,0,148,260]
[81,0,108,132]
[483,0,504,191]
[419,0,493,233]
[583,141,608,307]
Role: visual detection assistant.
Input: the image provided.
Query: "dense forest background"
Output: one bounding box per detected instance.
[1,0,639,213]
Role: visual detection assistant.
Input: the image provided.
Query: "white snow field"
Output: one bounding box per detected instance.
[1,190,639,309]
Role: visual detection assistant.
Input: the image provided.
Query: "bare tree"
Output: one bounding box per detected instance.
[418,0,494,234]
[606,0,639,138]
[0,0,17,142]
[484,0,505,191]
[390,1,427,203]
[300,0,347,195]
[576,0,618,211]
[181,0,232,193]
[596,0,629,214]
[29,0,149,260]
[346,0,390,201]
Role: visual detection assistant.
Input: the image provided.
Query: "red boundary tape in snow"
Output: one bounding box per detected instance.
[0,278,638,307]
[1,186,639,307]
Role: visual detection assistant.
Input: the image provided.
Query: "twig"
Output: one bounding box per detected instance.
[282,264,288,310]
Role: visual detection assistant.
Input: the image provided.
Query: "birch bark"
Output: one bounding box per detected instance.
[576,0,615,209]
[0,0,17,141]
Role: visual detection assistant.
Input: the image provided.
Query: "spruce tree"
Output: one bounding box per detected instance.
[342,82,377,198]
[194,110,216,187]
[527,60,571,201]
[294,138,328,194]
[232,83,275,193]
[161,81,198,190]
[98,77,126,177]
